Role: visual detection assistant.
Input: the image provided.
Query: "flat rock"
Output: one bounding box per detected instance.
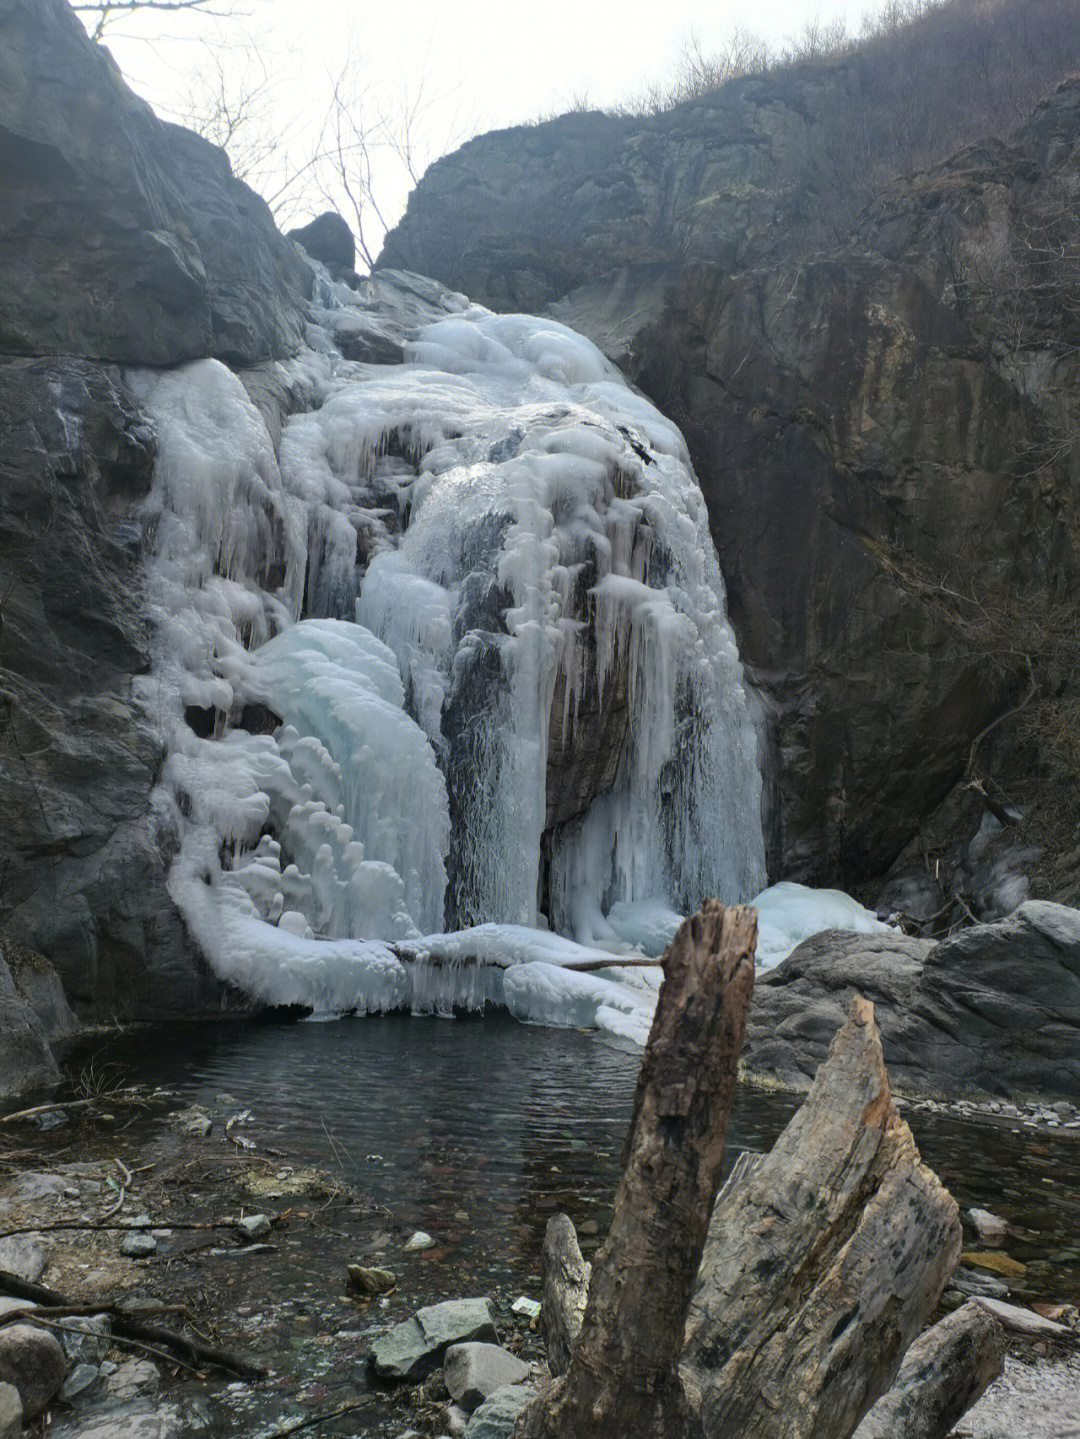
[108,1360,160,1401]
[371,1299,499,1382]
[47,1400,185,1438]
[0,1322,68,1420]
[462,1384,535,1439]
[59,1361,101,1401]
[974,1297,1071,1336]
[444,1342,531,1412]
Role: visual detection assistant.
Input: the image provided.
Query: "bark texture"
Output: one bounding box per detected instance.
[852,1301,1005,1439]
[512,900,757,1439]
[540,1214,591,1378]
[683,996,963,1439]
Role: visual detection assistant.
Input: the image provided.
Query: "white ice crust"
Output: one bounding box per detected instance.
[129,275,890,1043]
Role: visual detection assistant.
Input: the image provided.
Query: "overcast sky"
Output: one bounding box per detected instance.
[90,0,884,252]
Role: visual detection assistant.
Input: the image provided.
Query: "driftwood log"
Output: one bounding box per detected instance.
[684,995,963,1439]
[852,1300,1005,1439]
[540,1213,591,1377]
[513,899,757,1439]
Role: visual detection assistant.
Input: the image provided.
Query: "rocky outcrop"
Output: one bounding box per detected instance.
[0,0,310,366]
[0,358,224,1018]
[287,213,356,273]
[381,69,1080,886]
[744,901,1080,1100]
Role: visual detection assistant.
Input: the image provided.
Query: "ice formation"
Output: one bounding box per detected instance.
[129,270,890,1042]
[752,882,894,969]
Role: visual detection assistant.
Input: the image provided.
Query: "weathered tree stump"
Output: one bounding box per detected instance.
[512,899,757,1439]
[540,1214,591,1378]
[852,1300,1005,1439]
[682,996,963,1439]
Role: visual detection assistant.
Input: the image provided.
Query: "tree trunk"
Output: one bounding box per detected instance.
[513,900,757,1439]
[540,1214,591,1378]
[852,1300,1005,1439]
[682,996,963,1439]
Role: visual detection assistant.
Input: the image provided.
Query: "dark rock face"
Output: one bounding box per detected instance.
[0,993,61,1099]
[382,74,1080,885]
[0,358,225,1019]
[745,901,1080,1100]
[0,0,310,366]
[288,212,356,272]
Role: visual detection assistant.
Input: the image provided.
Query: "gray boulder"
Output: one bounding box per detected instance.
[746,901,1080,1100]
[0,1323,67,1420]
[371,1299,499,1382]
[462,1385,534,1439]
[444,1343,530,1412]
[0,0,310,367]
[288,213,356,271]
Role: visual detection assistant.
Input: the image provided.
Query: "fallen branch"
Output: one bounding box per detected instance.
[0,1269,265,1378]
[0,1094,144,1124]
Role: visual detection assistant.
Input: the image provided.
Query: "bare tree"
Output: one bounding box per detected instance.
[72,0,244,42]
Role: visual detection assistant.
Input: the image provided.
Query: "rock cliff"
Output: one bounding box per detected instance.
[381,68,1080,888]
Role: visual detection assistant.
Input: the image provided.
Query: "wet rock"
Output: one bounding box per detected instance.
[168,1107,213,1138]
[444,1343,531,1413]
[59,1362,101,1401]
[0,1323,67,1420]
[347,1265,397,1295]
[120,1233,157,1259]
[0,1382,22,1439]
[0,995,60,1099]
[59,1315,110,1366]
[236,1214,271,1242]
[108,1360,160,1401]
[0,1236,46,1283]
[968,1208,1009,1243]
[371,1299,499,1382]
[403,1230,435,1252]
[461,1384,535,1439]
[47,1400,185,1437]
[947,1267,1011,1300]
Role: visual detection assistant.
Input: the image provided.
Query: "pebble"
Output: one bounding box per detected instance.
[403,1230,435,1252]
[237,1214,272,1241]
[120,1232,157,1259]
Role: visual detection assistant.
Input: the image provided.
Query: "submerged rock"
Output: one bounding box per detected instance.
[371,1299,499,1382]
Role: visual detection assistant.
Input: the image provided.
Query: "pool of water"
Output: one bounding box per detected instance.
[96,1010,1080,1304]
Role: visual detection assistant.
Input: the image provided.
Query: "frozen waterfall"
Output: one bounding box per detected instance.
[128,270,883,1039]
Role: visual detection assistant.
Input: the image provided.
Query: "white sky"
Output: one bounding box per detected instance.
[91,0,883,252]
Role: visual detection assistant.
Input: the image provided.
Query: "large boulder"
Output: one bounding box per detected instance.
[0,995,61,1099]
[745,900,1080,1099]
[287,212,355,272]
[0,0,310,366]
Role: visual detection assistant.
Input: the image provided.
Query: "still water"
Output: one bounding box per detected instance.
[106,1010,1080,1304]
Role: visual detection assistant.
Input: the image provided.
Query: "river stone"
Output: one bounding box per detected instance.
[973,1297,1071,1336]
[461,1385,534,1439]
[108,1360,160,1401]
[59,1362,101,1401]
[968,1208,1009,1242]
[444,1343,531,1412]
[59,1315,111,1366]
[0,1236,46,1283]
[120,1233,157,1259]
[236,1214,271,1241]
[0,1382,22,1439]
[947,1267,1011,1300]
[371,1299,499,1382]
[0,1323,67,1420]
